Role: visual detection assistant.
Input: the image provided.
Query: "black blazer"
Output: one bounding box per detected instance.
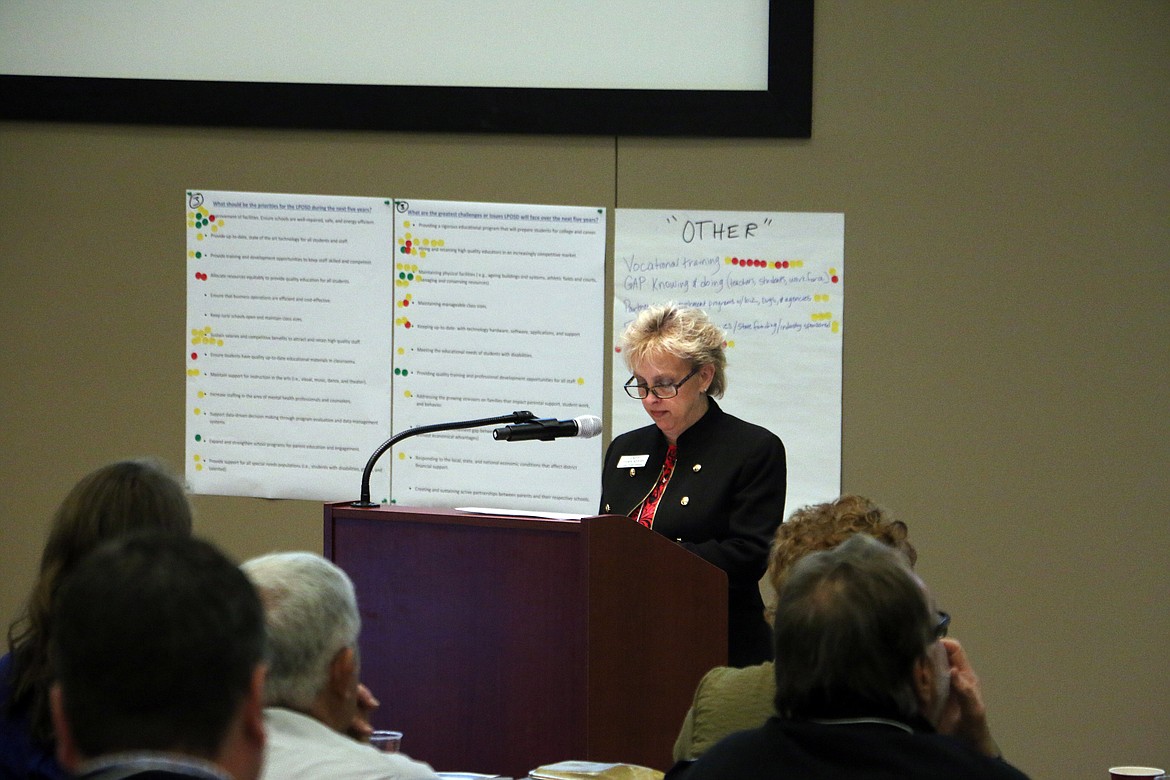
[600,399,786,666]
[666,717,1031,780]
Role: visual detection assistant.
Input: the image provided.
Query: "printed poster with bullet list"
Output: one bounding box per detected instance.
[388,199,606,512]
[185,191,396,501]
[186,190,606,512]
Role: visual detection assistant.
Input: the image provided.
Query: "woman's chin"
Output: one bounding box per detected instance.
[652,418,677,439]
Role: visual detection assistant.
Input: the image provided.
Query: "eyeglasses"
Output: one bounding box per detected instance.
[933,610,951,640]
[624,366,700,399]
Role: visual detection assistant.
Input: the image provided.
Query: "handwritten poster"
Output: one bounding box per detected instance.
[388,199,606,513]
[612,209,844,520]
[185,190,395,500]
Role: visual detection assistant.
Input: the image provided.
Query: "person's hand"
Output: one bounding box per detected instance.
[936,638,1000,758]
[347,683,380,742]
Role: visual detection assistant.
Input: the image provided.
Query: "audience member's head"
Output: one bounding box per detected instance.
[764,494,916,623]
[772,533,948,725]
[241,552,362,734]
[5,458,194,745]
[49,532,267,779]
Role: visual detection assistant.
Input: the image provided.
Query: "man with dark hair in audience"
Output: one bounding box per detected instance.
[671,533,1030,779]
[49,533,267,780]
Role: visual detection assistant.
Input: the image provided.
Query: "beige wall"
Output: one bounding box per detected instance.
[2,3,1166,778]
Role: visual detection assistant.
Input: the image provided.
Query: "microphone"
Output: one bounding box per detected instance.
[492,415,602,442]
[351,410,538,506]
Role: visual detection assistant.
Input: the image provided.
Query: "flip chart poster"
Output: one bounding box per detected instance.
[612,210,844,520]
[185,190,395,500]
[185,191,606,512]
[388,199,606,513]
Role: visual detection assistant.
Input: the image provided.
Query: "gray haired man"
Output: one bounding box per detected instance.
[242,552,440,780]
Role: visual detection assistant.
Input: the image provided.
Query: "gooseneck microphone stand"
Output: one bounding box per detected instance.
[352,410,537,507]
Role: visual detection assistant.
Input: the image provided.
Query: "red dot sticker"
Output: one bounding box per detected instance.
[191,352,198,360]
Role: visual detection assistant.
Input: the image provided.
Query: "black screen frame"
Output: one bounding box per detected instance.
[0,1,812,138]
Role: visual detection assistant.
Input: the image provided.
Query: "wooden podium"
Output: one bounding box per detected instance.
[324,503,728,778]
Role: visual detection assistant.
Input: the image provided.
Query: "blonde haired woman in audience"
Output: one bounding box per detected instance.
[0,458,195,780]
[670,494,916,763]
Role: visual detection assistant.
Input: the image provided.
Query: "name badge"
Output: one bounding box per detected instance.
[617,454,649,468]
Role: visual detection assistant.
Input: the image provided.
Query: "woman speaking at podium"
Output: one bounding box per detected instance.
[600,303,787,667]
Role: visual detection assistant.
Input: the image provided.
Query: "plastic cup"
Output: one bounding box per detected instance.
[370,730,403,753]
[1108,768,1165,780]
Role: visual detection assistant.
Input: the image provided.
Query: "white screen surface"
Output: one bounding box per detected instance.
[0,1,769,90]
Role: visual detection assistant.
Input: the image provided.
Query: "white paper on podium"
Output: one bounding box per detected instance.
[455,506,586,522]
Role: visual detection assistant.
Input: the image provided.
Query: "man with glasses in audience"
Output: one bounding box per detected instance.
[668,534,1029,779]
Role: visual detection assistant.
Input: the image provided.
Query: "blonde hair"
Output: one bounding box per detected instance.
[621,303,727,398]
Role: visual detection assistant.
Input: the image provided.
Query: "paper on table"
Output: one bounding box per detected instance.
[529,762,663,780]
